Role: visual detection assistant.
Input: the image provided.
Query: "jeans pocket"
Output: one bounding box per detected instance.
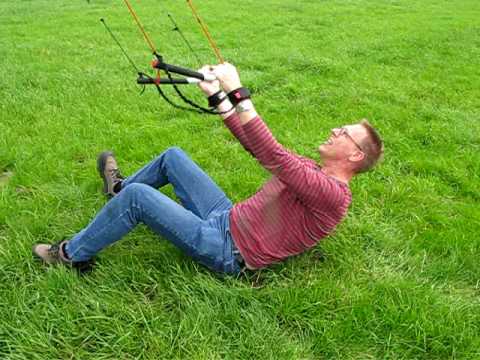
[194,226,224,271]
[221,230,241,275]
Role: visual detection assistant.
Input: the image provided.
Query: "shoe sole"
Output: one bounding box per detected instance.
[97,151,114,196]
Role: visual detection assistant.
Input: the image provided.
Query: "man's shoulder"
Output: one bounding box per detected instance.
[310,169,352,209]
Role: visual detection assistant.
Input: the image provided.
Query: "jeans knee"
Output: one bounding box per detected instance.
[121,183,151,200]
[163,146,187,161]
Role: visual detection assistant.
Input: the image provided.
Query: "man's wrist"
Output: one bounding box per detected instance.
[235,99,254,113]
[204,89,221,97]
[208,90,227,108]
[236,99,258,125]
[217,99,235,119]
[223,82,242,93]
[227,87,251,107]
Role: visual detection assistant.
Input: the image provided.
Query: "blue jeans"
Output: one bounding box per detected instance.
[65,147,242,275]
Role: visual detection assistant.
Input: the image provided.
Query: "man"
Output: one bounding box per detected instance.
[33,63,384,275]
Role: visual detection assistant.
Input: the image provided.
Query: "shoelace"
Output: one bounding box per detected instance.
[47,243,60,256]
[109,168,124,181]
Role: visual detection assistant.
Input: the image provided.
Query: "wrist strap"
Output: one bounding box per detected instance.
[208,90,227,108]
[227,87,251,107]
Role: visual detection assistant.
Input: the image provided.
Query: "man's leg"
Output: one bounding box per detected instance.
[59,183,239,274]
[118,147,232,219]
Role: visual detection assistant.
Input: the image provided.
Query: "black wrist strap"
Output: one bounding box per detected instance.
[227,87,251,107]
[207,90,227,108]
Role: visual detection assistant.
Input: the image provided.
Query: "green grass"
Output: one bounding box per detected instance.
[1,0,479,358]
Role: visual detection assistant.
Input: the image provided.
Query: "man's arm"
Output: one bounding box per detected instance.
[206,63,346,209]
[197,65,254,153]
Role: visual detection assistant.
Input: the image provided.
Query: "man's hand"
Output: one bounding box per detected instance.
[210,62,242,93]
[197,65,221,96]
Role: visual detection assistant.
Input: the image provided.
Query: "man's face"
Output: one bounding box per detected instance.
[318,124,368,162]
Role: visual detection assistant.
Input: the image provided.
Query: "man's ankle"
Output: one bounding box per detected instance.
[113,181,123,195]
[61,242,71,260]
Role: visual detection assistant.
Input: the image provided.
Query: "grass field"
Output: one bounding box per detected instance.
[1,0,479,358]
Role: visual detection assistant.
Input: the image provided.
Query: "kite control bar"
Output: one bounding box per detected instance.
[135,53,216,87]
[152,56,216,81]
[137,74,203,85]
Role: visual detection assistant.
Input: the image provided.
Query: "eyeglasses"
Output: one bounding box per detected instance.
[332,127,364,152]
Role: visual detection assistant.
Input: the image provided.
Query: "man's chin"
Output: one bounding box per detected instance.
[318,144,328,156]
[317,149,326,163]
[319,144,336,163]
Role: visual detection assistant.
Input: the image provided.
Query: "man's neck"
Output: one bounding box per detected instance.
[321,165,353,184]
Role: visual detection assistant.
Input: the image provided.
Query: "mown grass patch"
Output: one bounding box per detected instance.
[1,0,479,358]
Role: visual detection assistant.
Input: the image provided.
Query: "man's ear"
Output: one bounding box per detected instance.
[348,150,365,163]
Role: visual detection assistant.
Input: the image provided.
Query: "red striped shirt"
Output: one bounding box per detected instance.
[225,114,352,269]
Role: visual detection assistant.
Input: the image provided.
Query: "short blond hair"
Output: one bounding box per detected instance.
[356,119,384,173]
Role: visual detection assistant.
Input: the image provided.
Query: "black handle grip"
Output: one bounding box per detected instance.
[137,76,191,85]
[152,60,205,80]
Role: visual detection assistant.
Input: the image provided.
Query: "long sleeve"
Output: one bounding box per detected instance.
[240,116,346,210]
[223,112,253,154]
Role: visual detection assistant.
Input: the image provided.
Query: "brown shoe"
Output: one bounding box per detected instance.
[32,240,94,273]
[97,151,124,198]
